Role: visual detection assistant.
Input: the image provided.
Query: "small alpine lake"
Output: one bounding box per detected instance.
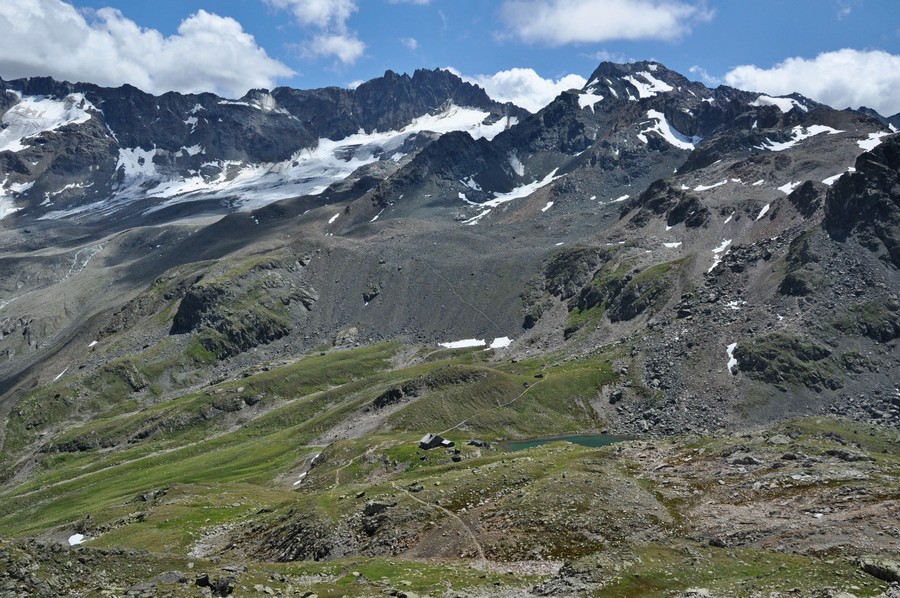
[500,433,624,452]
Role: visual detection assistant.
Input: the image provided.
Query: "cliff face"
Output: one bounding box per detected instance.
[825,133,900,267]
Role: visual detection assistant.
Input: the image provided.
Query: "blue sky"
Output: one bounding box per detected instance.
[1,0,899,114]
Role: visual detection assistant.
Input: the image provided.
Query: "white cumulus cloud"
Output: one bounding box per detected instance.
[263,0,357,29]
[455,67,587,113]
[400,37,419,51]
[500,0,714,45]
[724,49,900,116]
[265,0,366,65]
[303,33,366,65]
[0,0,293,97]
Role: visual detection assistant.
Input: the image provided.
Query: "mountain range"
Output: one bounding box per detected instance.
[0,62,898,596]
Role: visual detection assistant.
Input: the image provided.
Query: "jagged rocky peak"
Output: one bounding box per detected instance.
[0,66,528,223]
[350,67,524,133]
[584,60,699,99]
[857,106,900,129]
[579,60,827,137]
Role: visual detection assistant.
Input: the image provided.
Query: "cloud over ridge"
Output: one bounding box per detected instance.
[724,49,900,116]
[454,67,587,113]
[0,0,294,97]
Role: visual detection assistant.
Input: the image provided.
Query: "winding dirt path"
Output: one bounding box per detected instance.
[392,481,487,563]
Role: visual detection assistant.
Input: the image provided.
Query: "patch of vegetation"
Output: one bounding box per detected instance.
[734,333,843,391]
[589,543,886,597]
[388,354,616,437]
[831,299,900,342]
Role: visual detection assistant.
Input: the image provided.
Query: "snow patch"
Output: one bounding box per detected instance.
[458,192,478,206]
[752,179,765,186]
[637,109,701,151]
[115,147,158,182]
[462,176,482,191]
[508,153,525,177]
[177,144,204,157]
[694,180,727,192]
[708,239,732,273]
[439,338,486,349]
[541,201,553,213]
[481,169,561,208]
[0,93,95,153]
[488,336,512,349]
[184,116,199,132]
[858,132,889,151]
[663,242,682,248]
[777,181,802,195]
[756,204,770,220]
[623,72,673,99]
[612,194,629,203]
[822,167,854,186]
[328,213,340,224]
[578,91,604,111]
[726,343,738,374]
[750,95,808,113]
[757,125,842,152]
[0,177,31,219]
[463,209,491,226]
[218,100,254,109]
[68,534,85,546]
[712,239,732,253]
[724,213,733,224]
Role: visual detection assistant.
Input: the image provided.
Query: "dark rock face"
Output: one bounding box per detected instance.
[778,231,822,297]
[0,68,522,220]
[788,180,827,218]
[623,180,708,228]
[544,248,608,301]
[274,68,525,141]
[367,129,517,212]
[825,134,900,266]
